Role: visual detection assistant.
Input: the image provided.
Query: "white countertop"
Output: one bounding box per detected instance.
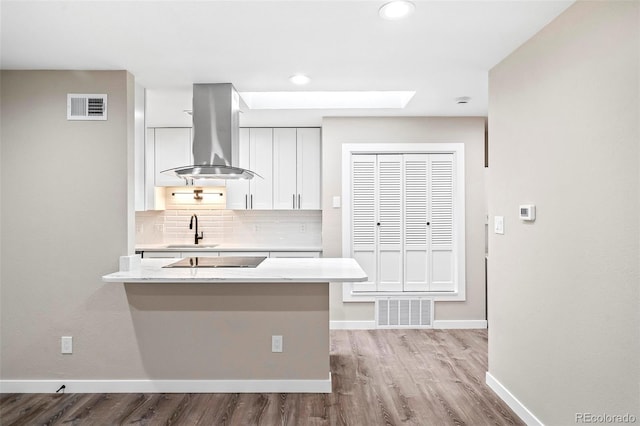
[102,258,367,283]
[136,243,323,252]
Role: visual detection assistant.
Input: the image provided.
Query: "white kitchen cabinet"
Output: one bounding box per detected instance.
[140,249,321,259]
[151,127,226,188]
[134,84,146,211]
[269,251,321,258]
[154,128,191,187]
[226,128,273,210]
[142,251,182,258]
[186,251,220,257]
[137,129,166,210]
[134,89,166,211]
[141,251,218,258]
[218,251,270,257]
[272,128,297,209]
[225,128,250,209]
[296,128,321,209]
[273,128,321,210]
[249,128,273,209]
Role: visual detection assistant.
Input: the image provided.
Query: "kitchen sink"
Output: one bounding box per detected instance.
[163,256,267,268]
[164,244,219,249]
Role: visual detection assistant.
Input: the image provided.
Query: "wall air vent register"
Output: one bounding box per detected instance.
[376,297,433,328]
[67,94,107,120]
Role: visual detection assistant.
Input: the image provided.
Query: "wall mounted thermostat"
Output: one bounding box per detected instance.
[519,204,536,221]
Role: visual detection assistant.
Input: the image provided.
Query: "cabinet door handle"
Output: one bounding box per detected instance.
[251,194,253,209]
[293,194,296,209]
[298,194,301,209]
[245,194,248,210]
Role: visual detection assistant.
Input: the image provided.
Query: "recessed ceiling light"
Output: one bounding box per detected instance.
[239,91,415,110]
[455,96,471,104]
[289,74,311,85]
[379,1,415,20]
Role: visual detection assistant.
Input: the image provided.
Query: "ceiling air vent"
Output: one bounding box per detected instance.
[67,94,107,120]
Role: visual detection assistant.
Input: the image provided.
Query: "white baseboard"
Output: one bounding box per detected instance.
[330,320,486,330]
[330,320,376,330]
[433,320,487,329]
[485,372,543,426]
[0,375,332,394]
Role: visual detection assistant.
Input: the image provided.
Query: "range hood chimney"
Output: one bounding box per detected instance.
[162,83,257,180]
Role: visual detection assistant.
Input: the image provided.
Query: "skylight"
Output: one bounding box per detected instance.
[239,91,415,110]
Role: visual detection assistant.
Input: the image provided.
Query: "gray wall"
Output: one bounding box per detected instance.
[1,70,138,380]
[0,71,330,384]
[487,1,639,423]
[322,117,487,322]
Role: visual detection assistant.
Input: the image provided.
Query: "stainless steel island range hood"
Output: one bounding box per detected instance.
[162,83,257,180]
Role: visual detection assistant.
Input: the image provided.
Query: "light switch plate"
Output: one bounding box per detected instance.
[61,336,73,354]
[271,335,283,353]
[494,216,504,234]
[332,196,341,208]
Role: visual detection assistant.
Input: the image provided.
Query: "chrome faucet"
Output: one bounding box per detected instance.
[189,214,204,245]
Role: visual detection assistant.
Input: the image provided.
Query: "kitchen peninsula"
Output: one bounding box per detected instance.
[102,257,366,393]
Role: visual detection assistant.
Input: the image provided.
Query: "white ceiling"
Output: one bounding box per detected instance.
[1,0,574,126]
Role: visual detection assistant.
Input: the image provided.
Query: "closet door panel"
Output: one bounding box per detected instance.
[351,154,377,291]
[429,153,455,291]
[376,155,403,292]
[403,154,430,291]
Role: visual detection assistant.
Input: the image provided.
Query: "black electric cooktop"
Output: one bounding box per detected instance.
[163,256,267,268]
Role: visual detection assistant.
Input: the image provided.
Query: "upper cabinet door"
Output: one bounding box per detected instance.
[248,128,273,210]
[225,127,320,210]
[296,128,321,210]
[154,128,191,187]
[272,128,298,209]
[226,128,251,209]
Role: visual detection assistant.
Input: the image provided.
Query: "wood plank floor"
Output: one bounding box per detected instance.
[0,329,523,425]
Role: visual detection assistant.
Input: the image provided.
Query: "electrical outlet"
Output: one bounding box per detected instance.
[154,224,164,232]
[254,224,260,232]
[300,224,306,233]
[271,335,283,353]
[136,223,144,233]
[61,336,73,354]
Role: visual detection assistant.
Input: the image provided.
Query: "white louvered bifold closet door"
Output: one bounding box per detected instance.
[403,154,430,291]
[377,155,403,291]
[351,155,377,291]
[350,152,456,294]
[429,154,455,291]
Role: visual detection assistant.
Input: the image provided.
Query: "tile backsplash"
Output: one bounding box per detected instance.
[136,210,321,247]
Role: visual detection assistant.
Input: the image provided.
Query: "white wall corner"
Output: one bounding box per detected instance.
[485,372,544,426]
[119,254,141,272]
[432,320,487,329]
